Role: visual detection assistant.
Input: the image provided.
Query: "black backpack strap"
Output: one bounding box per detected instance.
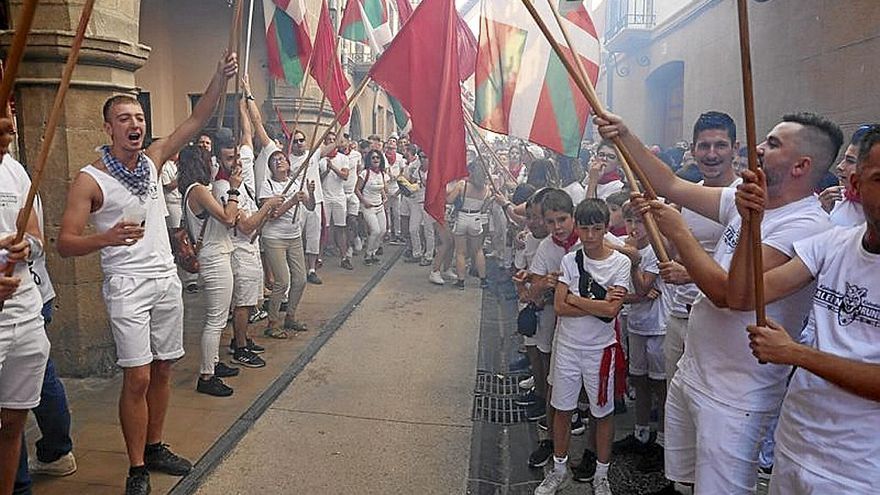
[574,249,612,322]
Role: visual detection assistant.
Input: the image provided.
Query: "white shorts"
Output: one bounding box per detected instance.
[304,203,323,255]
[346,193,360,217]
[0,316,49,409]
[103,275,185,368]
[665,376,775,492]
[628,333,666,380]
[452,211,484,236]
[550,343,615,418]
[534,307,556,354]
[769,448,863,495]
[324,200,347,227]
[231,246,263,308]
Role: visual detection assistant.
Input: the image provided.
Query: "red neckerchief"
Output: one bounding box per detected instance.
[215,167,231,181]
[610,224,627,237]
[844,186,861,203]
[508,163,523,178]
[599,170,622,185]
[385,151,397,165]
[326,148,338,159]
[552,230,580,252]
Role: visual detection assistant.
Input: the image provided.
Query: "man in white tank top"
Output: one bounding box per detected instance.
[57,52,238,495]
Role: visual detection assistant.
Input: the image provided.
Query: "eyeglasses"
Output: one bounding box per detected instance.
[292,138,306,144]
[596,152,618,161]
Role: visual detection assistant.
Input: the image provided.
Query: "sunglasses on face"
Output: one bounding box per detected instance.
[292,138,306,144]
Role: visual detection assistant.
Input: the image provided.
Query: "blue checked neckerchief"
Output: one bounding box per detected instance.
[100,145,150,197]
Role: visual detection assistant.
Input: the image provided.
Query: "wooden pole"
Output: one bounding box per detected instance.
[289,82,330,223]
[461,102,519,184]
[290,56,314,131]
[463,121,513,223]
[735,0,767,326]
[217,0,244,129]
[1,0,95,311]
[0,0,39,115]
[540,0,669,262]
[250,75,372,242]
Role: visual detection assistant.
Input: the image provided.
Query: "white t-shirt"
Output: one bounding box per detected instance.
[556,249,631,350]
[159,159,181,209]
[514,231,543,270]
[183,183,233,257]
[254,142,279,196]
[679,189,832,411]
[83,156,176,279]
[384,152,404,195]
[320,153,349,204]
[626,245,670,336]
[596,179,624,201]
[342,152,359,195]
[0,154,42,325]
[358,169,389,206]
[214,178,257,249]
[239,144,257,200]
[773,224,879,491]
[258,174,305,240]
[562,181,586,207]
[829,198,865,227]
[530,235,582,326]
[289,151,323,204]
[348,149,363,174]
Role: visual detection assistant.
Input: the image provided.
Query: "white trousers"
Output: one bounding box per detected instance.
[408,202,435,258]
[198,251,233,375]
[362,205,387,256]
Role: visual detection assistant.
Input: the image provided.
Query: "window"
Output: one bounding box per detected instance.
[189,93,238,134]
[137,92,153,142]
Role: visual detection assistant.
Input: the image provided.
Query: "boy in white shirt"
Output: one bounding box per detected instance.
[727,130,880,494]
[534,199,631,495]
[319,131,353,270]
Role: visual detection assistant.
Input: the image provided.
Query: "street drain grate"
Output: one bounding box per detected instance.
[472,371,528,424]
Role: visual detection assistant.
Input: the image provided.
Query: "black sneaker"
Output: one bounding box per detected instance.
[480,278,489,289]
[144,443,193,476]
[341,258,354,270]
[526,402,546,422]
[514,389,539,406]
[307,271,323,285]
[279,300,289,313]
[125,470,151,495]
[571,412,586,436]
[233,347,266,368]
[455,280,465,290]
[214,362,240,378]
[612,433,651,454]
[196,376,233,397]
[376,247,384,256]
[364,256,376,266]
[572,449,597,482]
[228,338,265,355]
[527,439,553,468]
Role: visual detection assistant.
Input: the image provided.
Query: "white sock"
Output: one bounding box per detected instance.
[308,269,316,275]
[635,424,651,443]
[595,461,609,480]
[656,430,665,448]
[553,455,568,473]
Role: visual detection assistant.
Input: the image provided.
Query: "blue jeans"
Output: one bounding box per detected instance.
[14,302,72,495]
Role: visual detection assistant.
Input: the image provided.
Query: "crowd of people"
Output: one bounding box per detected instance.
[0,45,877,495]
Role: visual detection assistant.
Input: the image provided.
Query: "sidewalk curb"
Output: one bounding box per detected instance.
[169,249,402,495]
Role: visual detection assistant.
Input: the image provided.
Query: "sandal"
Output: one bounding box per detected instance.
[283,320,308,332]
[263,326,289,339]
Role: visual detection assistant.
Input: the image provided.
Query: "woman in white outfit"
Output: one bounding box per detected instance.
[448,164,490,290]
[178,145,242,397]
[355,149,389,265]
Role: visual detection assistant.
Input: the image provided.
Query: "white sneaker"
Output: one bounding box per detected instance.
[519,375,535,390]
[428,271,445,285]
[534,466,570,495]
[443,268,458,280]
[29,451,77,476]
[593,476,612,495]
[354,237,364,252]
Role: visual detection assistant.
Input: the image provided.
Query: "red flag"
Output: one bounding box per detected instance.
[456,13,478,81]
[395,0,414,23]
[369,0,467,224]
[309,0,351,125]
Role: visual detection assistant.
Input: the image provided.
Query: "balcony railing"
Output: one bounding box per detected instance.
[606,0,656,41]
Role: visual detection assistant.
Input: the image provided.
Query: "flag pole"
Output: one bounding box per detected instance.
[289,72,332,223]
[735,0,767,327]
[463,120,513,223]
[0,0,39,115]
[218,0,244,129]
[291,55,315,131]
[250,74,372,242]
[0,0,95,312]
[540,0,668,262]
[244,0,256,73]
[461,101,520,184]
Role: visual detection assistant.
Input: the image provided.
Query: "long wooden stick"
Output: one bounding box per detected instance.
[217,0,244,129]
[735,0,767,326]
[463,120,512,223]
[460,100,519,184]
[290,82,330,223]
[1,0,95,311]
[290,56,314,131]
[250,75,372,242]
[539,0,668,262]
[0,0,39,115]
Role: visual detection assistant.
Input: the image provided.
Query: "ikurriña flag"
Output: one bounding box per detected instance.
[368,0,468,224]
[340,0,393,52]
[263,0,313,87]
[311,0,352,125]
[475,0,600,157]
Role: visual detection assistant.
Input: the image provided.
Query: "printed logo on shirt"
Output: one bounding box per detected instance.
[813,282,880,327]
[720,224,740,253]
[0,192,19,209]
[149,181,160,200]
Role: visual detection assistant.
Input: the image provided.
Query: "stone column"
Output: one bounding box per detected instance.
[0,0,149,376]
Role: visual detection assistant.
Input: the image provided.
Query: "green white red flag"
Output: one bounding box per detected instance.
[474,0,600,157]
[340,0,392,53]
[263,0,312,87]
